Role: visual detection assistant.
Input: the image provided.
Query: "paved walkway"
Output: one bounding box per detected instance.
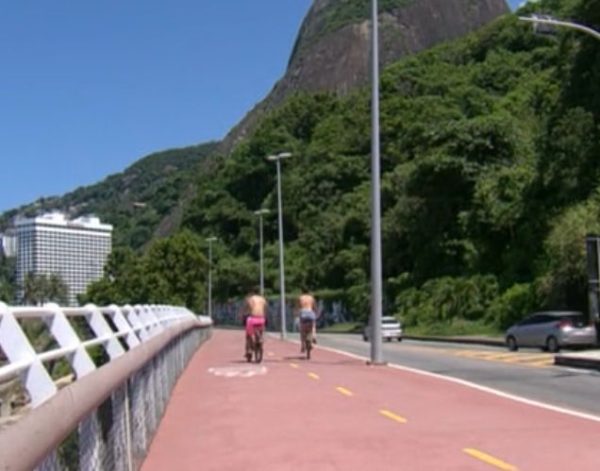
[141,330,600,471]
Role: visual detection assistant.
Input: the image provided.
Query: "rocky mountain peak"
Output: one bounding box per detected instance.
[221,0,509,153]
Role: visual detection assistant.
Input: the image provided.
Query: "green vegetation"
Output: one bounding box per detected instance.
[290,0,414,64]
[318,0,414,37]
[23,273,68,305]
[180,0,599,333]
[20,0,600,337]
[0,255,15,303]
[80,230,208,313]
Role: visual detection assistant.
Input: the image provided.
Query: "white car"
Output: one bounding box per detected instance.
[363,316,403,342]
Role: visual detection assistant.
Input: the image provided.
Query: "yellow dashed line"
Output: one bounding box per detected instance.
[308,372,320,380]
[379,409,407,424]
[336,387,353,397]
[289,363,299,369]
[463,448,518,470]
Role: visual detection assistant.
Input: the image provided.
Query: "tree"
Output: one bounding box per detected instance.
[22,273,68,305]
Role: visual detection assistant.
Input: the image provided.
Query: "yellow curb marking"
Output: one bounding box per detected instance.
[502,354,551,363]
[527,359,554,367]
[455,350,552,368]
[336,387,353,397]
[289,363,299,369]
[379,409,407,424]
[456,351,500,359]
[463,448,518,471]
[308,372,320,380]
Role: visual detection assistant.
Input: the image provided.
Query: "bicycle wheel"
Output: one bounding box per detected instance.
[305,330,312,360]
[254,331,263,363]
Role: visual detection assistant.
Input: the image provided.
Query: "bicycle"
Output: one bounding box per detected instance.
[246,327,264,363]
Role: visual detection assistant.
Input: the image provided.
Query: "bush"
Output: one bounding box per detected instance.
[395,275,499,329]
[486,283,536,329]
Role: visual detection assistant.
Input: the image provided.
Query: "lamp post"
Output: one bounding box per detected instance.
[519,15,600,41]
[254,209,270,295]
[267,151,292,339]
[369,0,383,364]
[205,237,217,318]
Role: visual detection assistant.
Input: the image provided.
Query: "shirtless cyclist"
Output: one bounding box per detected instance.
[296,291,318,353]
[241,288,268,360]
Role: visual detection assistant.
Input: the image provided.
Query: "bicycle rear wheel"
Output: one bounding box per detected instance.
[305,329,312,360]
[254,331,263,363]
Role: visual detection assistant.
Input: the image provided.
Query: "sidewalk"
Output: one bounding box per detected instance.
[555,349,600,370]
[141,329,600,471]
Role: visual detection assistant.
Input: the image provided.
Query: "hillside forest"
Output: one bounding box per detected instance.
[56,0,600,334]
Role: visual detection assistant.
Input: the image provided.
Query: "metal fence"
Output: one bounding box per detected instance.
[0,302,212,470]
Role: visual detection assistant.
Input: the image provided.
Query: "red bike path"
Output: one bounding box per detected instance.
[141,330,600,470]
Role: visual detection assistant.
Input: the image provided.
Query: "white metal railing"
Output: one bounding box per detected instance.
[0,303,212,471]
[0,301,210,408]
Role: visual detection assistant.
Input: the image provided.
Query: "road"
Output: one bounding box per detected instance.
[315,333,600,417]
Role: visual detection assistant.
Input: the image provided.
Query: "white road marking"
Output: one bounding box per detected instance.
[317,344,600,423]
[208,365,267,378]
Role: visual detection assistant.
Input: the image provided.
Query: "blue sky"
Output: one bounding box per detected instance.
[0,1,521,213]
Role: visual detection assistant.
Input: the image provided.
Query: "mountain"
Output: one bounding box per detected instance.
[220,0,509,153]
[0,142,218,248]
[1,0,509,250]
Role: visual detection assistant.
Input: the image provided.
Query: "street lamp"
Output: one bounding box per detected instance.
[267,151,292,339]
[205,237,218,318]
[254,209,270,295]
[519,15,600,41]
[369,0,384,364]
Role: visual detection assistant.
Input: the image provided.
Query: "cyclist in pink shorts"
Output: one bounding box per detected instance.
[240,288,268,359]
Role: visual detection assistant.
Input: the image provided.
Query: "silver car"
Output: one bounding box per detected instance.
[505,311,597,352]
[363,316,403,342]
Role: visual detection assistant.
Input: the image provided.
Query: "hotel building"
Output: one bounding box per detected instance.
[13,212,112,306]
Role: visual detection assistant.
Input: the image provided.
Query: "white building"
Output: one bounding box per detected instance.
[14,212,113,306]
[0,230,17,257]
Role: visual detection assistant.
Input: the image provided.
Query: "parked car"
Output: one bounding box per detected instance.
[505,311,597,352]
[363,316,403,342]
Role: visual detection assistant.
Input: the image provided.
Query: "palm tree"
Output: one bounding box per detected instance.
[47,274,68,305]
[23,272,44,305]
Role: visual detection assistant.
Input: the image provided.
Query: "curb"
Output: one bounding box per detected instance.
[554,355,600,371]
[403,335,505,348]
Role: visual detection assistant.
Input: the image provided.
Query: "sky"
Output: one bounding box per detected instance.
[0,0,522,213]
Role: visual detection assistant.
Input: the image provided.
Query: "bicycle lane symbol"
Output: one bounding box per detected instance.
[208,365,268,378]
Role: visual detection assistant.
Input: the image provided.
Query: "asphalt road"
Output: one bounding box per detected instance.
[314,333,600,417]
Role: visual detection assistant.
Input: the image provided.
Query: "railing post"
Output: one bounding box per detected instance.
[106,305,141,349]
[84,303,125,360]
[123,304,150,341]
[44,303,96,378]
[0,302,56,406]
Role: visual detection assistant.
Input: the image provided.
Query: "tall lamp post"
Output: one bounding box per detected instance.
[205,237,218,318]
[267,152,292,339]
[519,15,600,41]
[369,0,383,364]
[254,209,270,295]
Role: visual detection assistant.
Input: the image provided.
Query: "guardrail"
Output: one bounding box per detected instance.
[0,302,212,470]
